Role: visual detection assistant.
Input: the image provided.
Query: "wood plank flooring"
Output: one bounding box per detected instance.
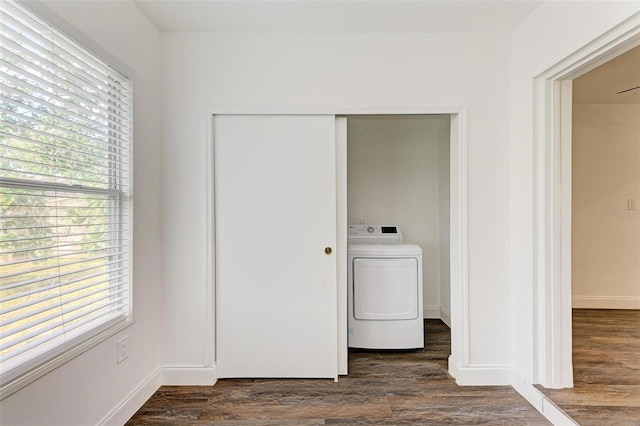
[537,309,640,425]
[127,320,549,425]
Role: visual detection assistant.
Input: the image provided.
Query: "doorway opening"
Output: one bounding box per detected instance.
[571,45,640,311]
[540,42,640,424]
[342,114,452,370]
[533,19,640,391]
[536,43,640,423]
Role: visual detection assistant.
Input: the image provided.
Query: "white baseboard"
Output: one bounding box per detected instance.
[162,365,217,386]
[447,355,511,385]
[98,366,217,425]
[439,306,451,327]
[99,368,162,426]
[572,295,640,309]
[455,365,512,385]
[98,365,217,425]
[423,305,451,328]
[423,305,441,319]
[448,354,459,379]
[511,369,578,426]
[540,396,580,426]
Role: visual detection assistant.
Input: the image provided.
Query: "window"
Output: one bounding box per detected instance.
[0,0,132,387]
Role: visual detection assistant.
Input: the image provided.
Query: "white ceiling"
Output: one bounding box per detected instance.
[133,0,543,33]
[573,44,640,105]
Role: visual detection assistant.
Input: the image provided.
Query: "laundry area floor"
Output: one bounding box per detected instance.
[126,320,547,425]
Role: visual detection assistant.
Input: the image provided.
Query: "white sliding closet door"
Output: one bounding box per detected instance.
[215,115,338,378]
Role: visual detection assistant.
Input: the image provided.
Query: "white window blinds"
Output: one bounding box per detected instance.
[0,0,132,383]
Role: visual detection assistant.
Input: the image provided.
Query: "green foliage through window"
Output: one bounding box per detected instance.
[0,0,131,383]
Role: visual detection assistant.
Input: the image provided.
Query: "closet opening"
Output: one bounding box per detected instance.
[340,114,452,372]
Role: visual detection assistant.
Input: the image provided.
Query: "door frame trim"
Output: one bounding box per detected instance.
[205,106,469,380]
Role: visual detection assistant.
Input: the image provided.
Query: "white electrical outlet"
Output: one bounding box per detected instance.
[358,218,367,224]
[117,336,129,364]
[628,199,636,210]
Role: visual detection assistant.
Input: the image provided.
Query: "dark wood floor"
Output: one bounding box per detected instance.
[127,320,548,425]
[537,309,640,425]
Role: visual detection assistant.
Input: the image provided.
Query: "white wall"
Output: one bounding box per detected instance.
[572,103,640,309]
[3,3,638,422]
[510,1,640,385]
[346,115,450,320]
[162,32,512,374]
[0,1,163,425]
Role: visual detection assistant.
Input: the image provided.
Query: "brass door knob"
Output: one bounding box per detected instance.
[324,247,333,255]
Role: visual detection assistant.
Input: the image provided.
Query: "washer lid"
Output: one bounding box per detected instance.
[348,242,422,256]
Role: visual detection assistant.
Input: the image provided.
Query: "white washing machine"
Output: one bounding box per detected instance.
[347,224,424,349]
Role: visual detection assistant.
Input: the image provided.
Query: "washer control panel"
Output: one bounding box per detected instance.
[348,224,402,242]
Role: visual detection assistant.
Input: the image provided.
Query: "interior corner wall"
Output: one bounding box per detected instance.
[572,103,640,309]
[346,115,450,320]
[0,2,163,425]
[510,1,640,384]
[162,32,512,376]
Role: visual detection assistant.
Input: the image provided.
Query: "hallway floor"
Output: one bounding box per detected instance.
[537,309,640,425]
[127,320,548,425]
